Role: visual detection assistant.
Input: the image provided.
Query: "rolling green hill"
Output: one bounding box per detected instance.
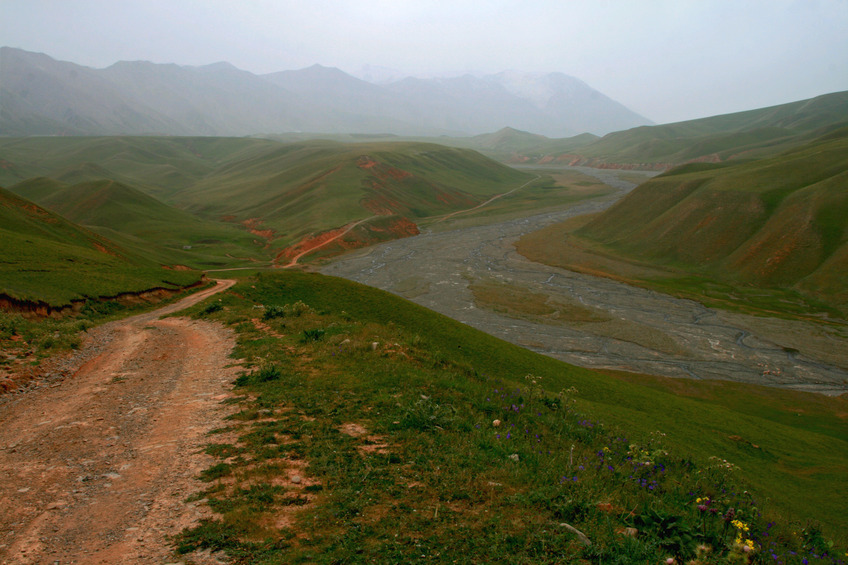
[9,177,267,268]
[519,129,848,316]
[451,127,601,163]
[0,136,273,196]
[495,91,848,168]
[175,140,533,260]
[0,187,200,307]
[0,136,534,263]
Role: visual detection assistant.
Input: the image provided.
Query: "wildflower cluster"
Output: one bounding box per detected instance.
[479,376,846,565]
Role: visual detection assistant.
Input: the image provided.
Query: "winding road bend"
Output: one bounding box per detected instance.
[0,280,240,565]
[323,167,848,396]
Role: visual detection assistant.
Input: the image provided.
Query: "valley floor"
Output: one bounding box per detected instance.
[0,281,240,565]
[322,167,848,396]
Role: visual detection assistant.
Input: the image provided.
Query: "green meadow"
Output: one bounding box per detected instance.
[173,271,847,563]
[0,187,200,307]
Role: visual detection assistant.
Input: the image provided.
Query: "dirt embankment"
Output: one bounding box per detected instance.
[0,278,208,319]
[0,279,240,564]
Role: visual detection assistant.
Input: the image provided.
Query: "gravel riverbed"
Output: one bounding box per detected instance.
[323,167,848,396]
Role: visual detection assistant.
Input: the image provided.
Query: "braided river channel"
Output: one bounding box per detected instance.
[322,167,848,396]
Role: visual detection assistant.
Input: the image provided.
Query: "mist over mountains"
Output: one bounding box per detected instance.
[0,47,651,138]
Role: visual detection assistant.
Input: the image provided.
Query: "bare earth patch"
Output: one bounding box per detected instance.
[0,280,241,564]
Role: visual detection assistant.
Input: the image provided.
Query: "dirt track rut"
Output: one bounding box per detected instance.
[0,280,239,564]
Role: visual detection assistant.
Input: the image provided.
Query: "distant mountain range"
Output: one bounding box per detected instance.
[0,47,650,137]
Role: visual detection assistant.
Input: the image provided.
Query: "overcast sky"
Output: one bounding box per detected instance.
[3,0,847,124]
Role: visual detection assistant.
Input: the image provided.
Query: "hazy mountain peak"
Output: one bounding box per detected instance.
[1,47,652,137]
[490,70,591,109]
[194,61,241,72]
[353,64,407,84]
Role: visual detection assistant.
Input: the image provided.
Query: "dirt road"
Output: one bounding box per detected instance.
[283,216,379,268]
[0,280,239,565]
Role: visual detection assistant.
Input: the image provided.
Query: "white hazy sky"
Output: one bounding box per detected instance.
[3,0,847,124]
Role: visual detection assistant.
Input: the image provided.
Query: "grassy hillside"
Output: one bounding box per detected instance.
[173,271,847,563]
[0,136,535,263]
[425,127,601,162]
[0,187,200,306]
[9,177,267,268]
[518,129,848,317]
[174,140,532,251]
[492,91,848,168]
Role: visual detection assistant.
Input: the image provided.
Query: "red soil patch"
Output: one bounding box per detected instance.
[93,242,119,257]
[276,217,419,265]
[276,225,350,263]
[357,155,412,180]
[371,217,420,239]
[241,218,275,241]
[358,156,379,169]
[363,192,404,215]
[249,317,286,338]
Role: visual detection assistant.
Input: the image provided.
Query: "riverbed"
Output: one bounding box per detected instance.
[322,167,848,396]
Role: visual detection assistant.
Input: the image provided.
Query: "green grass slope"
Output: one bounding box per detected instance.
[149,139,534,254]
[567,129,848,313]
[510,91,848,168]
[0,187,200,306]
[0,136,276,197]
[1,136,534,261]
[463,128,601,164]
[175,271,847,563]
[9,177,266,268]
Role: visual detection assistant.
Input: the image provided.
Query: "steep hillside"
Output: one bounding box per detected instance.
[520,130,848,315]
[0,187,200,307]
[8,177,266,268]
[505,91,848,169]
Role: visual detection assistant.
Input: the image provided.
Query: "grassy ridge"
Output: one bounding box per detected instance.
[570,91,848,165]
[519,130,848,316]
[0,187,200,306]
[175,271,846,563]
[464,91,848,168]
[9,177,267,268]
[1,136,533,255]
